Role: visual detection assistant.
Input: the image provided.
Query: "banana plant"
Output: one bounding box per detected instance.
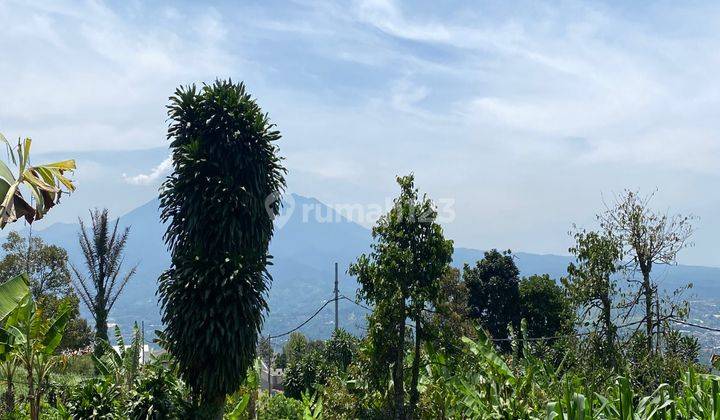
[0,274,30,413]
[226,358,261,420]
[93,323,143,391]
[2,292,70,420]
[0,134,76,228]
[301,391,323,420]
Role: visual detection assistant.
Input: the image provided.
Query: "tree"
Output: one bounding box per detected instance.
[325,328,359,372]
[0,231,91,351]
[519,274,572,340]
[464,249,521,347]
[349,174,453,419]
[282,330,358,400]
[71,209,137,358]
[282,332,309,368]
[158,80,286,418]
[599,190,694,354]
[426,268,474,355]
[284,348,331,399]
[257,336,273,366]
[564,229,623,368]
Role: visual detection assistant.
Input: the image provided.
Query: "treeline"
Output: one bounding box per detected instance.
[268,176,701,419]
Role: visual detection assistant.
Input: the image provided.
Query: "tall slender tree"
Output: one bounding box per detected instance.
[350,175,453,419]
[71,209,136,358]
[158,80,286,419]
[564,229,623,368]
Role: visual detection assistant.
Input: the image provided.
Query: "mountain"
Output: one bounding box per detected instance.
[18,194,720,345]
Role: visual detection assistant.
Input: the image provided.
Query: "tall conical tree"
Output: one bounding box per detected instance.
[158,80,286,418]
[71,209,136,358]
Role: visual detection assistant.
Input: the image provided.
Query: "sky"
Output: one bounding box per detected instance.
[1,0,720,266]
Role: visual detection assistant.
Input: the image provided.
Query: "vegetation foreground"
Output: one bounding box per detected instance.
[0,80,716,419]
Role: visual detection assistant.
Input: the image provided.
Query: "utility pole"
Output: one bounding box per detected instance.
[141,320,145,364]
[267,335,272,396]
[656,291,661,354]
[334,262,339,332]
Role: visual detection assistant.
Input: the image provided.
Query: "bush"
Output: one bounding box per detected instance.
[283,349,331,399]
[66,377,122,419]
[325,329,358,373]
[128,362,189,419]
[258,393,303,420]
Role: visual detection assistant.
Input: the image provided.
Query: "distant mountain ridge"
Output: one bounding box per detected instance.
[19,194,720,343]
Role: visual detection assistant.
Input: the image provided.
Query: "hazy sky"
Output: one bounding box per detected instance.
[1,0,720,266]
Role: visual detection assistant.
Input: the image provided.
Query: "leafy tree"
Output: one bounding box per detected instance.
[325,328,359,372]
[256,336,273,366]
[158,80,286,418]
[71,208,137,359]
[599,190,694,354]
[283,349,331,399]
[349,174,453,419]
[0,231,92,351]
[282,332,309,368]
[518,274,572,340]
[564,229,623,368]
[464,249,521,347]
[426,268,474,355]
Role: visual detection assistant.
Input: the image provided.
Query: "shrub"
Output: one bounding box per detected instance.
[283,349,331,399]
[258,393,303,420]
[66,377,122,419]
[128,362,189,419]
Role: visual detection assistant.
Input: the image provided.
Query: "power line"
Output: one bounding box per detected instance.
[268,295,338,339]
[340,295,371,311]
[670,318,720,333]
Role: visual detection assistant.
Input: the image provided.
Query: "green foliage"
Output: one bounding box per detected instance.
[519,274,573,340]
[349,174,453,418]
[0,231,92,352]
[66,376,122,419]
[93,324,142,391]
[545,367,720,419]
[324,329,358,373]
[464,249,521,346]
[2,288,71,420]
[425,268,474,355]
[158,79,286,416]
[284,349,331,399]
[282,332,309,368]
[128,361,190,419]
[300,392,323,420]
[565,229,623,369]
[58,354,95,377]
[257,393,303,420]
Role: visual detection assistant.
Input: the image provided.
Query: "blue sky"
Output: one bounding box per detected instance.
[1,0,720,266]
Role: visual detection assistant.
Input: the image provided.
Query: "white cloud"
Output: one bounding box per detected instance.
[5,0,720,265]
[123,156,171,185]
